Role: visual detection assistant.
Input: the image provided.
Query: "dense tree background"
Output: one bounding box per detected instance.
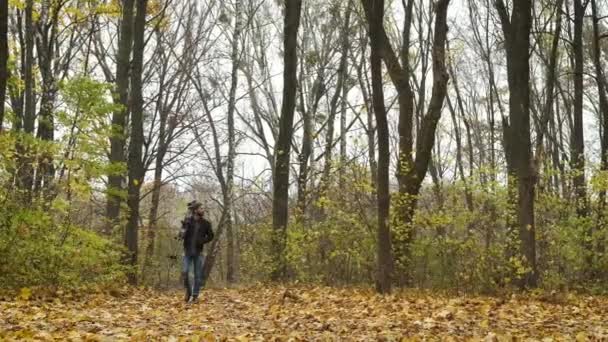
[1,0,608,294]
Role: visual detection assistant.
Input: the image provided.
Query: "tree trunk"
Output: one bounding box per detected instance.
[201,211,226,286]
[125,0,147,285]
[143,33,167,279]
[271,0,302,281]
[413,0,431,129]
[466,0,505,186]
[533,0,562,173]
[591,0,607,272]
[363,0,449,285]
[532,0,563,271]
[107,0,135,234]
[225,0,242,284]
[341,56,354,190]
[495,0,537,288]
[402,0,450,277]
[0,0,7,131]
[367,0,393,294]
[35,79,57,196]
[144,96,172,282]
[362,0,414,284]
[16,0,36,202]
[23,0,34,135]
[195,90,228,287]
[144,146,164,276]
[143,24,187,282]
[572,0,587,219]
[35,1,61,198]
[363,0,450,286]
[9,11,25,132]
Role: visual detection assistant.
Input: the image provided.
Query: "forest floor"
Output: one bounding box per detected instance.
[1,285,607,341]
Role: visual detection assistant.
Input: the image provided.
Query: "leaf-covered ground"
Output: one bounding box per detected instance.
[1,286,607,341]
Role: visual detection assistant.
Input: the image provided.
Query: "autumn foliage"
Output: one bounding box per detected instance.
[1,286,607,340]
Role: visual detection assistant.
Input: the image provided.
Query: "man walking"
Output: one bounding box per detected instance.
[179,200,214,303]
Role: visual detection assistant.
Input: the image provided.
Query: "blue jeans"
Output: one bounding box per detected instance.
[182,254,203,298]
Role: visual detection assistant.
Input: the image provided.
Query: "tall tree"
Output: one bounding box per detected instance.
[295,4,335,218]
[0,0,7,131]
[125,0,147,284]
[367,0,393,294]
[143,42,196,278]
[107,0,135,234]
[271,0,302,280]
[35,0,74,197]
[495,0,537,287]
[572,0,587,218]
[590,0,607,274]
[465,0,506,188]
[187,0,243,283]
[23,0,34,135]
[362,0,450,285]
[16,0,36,201]
[143,0,217,280]
[193,96,227,286]
[225,0,242,284]
[144,29,174,277]
[533,0,563,174]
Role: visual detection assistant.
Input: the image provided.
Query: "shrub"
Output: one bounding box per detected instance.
[0,192,126,289]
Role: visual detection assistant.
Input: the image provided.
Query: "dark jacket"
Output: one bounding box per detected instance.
[181,216,214,256]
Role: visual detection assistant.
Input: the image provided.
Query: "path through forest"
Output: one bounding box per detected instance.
[1,286,607,340]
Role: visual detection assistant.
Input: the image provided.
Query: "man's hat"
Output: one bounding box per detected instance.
[187,200,202,210]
